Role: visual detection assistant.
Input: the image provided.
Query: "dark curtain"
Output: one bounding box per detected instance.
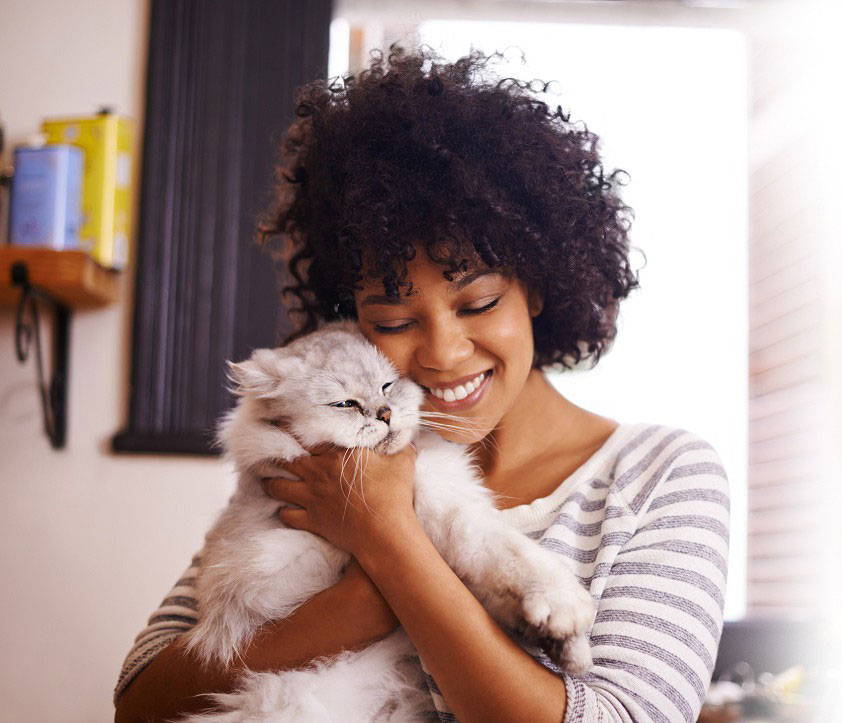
[113,0,332,455]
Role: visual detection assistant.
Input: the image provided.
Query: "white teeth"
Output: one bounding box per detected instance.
[428,371,488,401]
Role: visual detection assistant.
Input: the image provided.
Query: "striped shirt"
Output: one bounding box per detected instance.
[114,422,730,723]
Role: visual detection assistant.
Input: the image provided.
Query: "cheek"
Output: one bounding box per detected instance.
[480,306,535,361]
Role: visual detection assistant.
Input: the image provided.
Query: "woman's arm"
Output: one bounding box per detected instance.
[114,559,399,723]
[271,444,571,722]
[354,431,731,723]
[357,516,569,723]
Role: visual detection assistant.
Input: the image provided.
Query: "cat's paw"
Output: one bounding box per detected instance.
[559,633,593,674]
[529,630,592,674]
[518,581,596,671]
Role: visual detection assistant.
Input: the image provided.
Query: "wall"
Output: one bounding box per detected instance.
[0,2,237,720]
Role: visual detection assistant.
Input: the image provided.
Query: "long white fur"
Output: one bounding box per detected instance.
[178,320,596,722]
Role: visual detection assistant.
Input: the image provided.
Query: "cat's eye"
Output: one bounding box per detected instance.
[330,399,361,410]
[382,381,395,394]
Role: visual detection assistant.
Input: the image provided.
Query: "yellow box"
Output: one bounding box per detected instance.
[41,112,134,270]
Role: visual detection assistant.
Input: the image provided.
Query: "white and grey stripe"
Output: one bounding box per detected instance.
[114,422,729,723]
[419,422,729,722]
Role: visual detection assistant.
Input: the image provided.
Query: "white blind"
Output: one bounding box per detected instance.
[746,13,834,615]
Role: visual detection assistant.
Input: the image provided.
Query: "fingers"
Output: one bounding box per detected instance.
[279,506,310,531]
[282,447,360,479]
[280,448,340,476]
[263,477,310,507]
[277,456,313,478]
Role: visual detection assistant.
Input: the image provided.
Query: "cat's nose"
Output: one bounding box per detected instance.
[376,406,391,426]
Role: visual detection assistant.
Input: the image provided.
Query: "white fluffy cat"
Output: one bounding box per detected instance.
[179,319,595,722]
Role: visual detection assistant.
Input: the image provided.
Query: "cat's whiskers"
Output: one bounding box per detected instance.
[359,445,392,526]
[359,447,374,515]
[339,447,359,526]
[417,419,504,458]
[418,408,507,434]
[417,419,473,434]
[354,447,365,508]
[417,420,485,443]
[419,410,501,422]
[341,446,373,521]
[418,410,508,436]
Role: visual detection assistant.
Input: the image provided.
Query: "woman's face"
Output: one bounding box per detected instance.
[353,246,543,444]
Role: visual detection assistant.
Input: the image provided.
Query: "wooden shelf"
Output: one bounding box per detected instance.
[0,246,119,308]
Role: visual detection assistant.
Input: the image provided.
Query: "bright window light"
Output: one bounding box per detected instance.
[419,20,748,621]
[329,17,351,83]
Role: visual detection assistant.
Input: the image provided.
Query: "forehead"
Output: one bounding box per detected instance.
[356,246,513,305]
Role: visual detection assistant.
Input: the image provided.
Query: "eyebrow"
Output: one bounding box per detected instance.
[359,270,505,307]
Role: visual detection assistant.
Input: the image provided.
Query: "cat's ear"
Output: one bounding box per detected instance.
[225,349,301,398]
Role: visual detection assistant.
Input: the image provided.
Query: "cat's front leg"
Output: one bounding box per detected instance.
[459,518,594,673]
[413,466,595,673]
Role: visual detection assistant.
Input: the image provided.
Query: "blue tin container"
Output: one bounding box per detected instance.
[9,144,83,249]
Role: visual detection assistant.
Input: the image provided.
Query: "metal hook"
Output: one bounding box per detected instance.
[14,282,34,361]
[10,261,69,448]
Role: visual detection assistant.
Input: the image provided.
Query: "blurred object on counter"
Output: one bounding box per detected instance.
[41,107,134,270]
[699,661,842,722]
[9,137,83,250]
[712,616,827,681]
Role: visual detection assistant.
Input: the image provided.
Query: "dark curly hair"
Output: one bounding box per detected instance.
[258,43,641,370]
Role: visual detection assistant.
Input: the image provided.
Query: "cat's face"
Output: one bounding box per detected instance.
[228,321,424,454]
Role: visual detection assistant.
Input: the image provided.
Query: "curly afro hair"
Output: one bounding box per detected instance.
[258,43,641,370]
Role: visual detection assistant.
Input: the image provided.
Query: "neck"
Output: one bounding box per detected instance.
[469,368,577,478]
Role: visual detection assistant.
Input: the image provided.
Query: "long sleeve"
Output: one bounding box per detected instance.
[113,549,203,705]
[557,429,730,722]
[479,423,731,723]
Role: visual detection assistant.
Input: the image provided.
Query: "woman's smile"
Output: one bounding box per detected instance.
[354,242,544,446]
[420,368,494,412]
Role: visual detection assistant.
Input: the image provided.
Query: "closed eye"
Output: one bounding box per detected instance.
[382,381,395,393]
[373,297,501,334]
[461,297,500,316]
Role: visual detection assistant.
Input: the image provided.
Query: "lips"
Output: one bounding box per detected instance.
[422,369,493,411]
[431,372,486,401]
[421,368,493,397]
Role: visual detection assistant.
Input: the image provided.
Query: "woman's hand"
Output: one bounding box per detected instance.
[261,442,418,562]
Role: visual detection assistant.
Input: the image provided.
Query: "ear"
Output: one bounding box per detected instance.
[527,285,544,318]
[225,349,300,398]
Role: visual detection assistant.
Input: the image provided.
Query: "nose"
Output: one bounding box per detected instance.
[376,406,391,425]
[415,317,475,372]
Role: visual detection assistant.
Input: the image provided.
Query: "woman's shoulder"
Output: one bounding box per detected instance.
[608,420,724,457]
[604,420,730,510]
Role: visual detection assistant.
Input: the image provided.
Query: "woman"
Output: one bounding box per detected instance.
[114,45,729,722]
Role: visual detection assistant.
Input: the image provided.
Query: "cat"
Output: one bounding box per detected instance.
[178,319,596,722]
